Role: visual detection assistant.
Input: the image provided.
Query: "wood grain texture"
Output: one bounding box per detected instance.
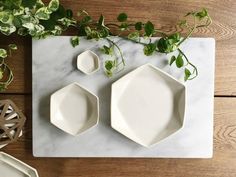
[0,0,236,95]
[1,1,236,177]
[0,35,32,94]
[0,95,236,177]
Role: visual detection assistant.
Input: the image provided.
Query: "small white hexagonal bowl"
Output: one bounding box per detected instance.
[111,63,186,147]
[77,50,100,75]
[50,82,99,136]
[0,151,39,177]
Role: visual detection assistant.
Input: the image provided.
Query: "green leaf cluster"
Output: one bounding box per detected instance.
[104,59,117,77]
[101,45,113,56]
[0,44,16,91]
[70,36,79,47]
[0,0,75,38]
[170,53,184,68]
[157,33,180,53]
[143,42,157,56]
[0,3,212,91]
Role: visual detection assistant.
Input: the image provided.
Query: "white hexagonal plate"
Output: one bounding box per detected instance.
[0,152,39,177]
[111,63,186,147]
[50,82,99,136]
[77,50,100,75]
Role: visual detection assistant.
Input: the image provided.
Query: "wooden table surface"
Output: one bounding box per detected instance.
[1,0,236,176]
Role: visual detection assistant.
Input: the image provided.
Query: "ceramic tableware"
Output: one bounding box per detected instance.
[111,63,186,147]
[50,82,99,136]
[77,50,100,75]
[0,152,39,177]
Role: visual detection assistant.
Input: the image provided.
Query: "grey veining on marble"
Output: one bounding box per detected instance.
[32,36,215,158]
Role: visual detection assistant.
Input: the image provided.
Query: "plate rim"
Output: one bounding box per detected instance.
[111,63,186,147]
[0,151,39,177]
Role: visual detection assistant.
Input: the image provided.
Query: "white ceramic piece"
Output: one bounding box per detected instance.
[111,63,186,147]
[0,152,39,177]
[77,50,100,75]
[50,82,99,136]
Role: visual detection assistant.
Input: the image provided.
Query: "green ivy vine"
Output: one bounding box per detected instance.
[0,0,212,91]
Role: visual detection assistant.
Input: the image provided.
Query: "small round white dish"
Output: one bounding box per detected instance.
[77,50,100,75]
[111,63,186,148]
[0,152,39,177]
[50,82,99,136]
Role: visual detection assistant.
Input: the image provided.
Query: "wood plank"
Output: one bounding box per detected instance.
[0,0,236,95]
[0,35,32,94]
[1,95,236,177]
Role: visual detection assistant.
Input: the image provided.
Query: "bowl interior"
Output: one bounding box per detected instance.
[51,84,98,135]
[111,64,185,147]
[77,51,99,74]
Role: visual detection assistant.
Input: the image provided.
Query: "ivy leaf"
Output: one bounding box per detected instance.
[117,13,127,22]
[50,25,62,35]
[13,16,22,28]
[135,22,142,31]
[13,7,24,16]
[168,33,180,42]
[8,44,17,50]
[57,17,76,27]
[17,27,28,36]
[0,11,14,24]
[66,9,73,18]
[144,21,154,37]
[98,15,105,27]
[36,0,45,8]
[0,49,7,58]
[21,0,36,8]
[104,60,116,77]
[105,60,114,70]
[119,23,128,31]
[157,37,178,53]
[84,26,91,34]
[40,5,66,30]
[0,68,3,80]
[99,27,109,38]
[128,31,139,41]
[77,10,89,17]
[35,7,50,20]
[178,20,187,27]
[0,24,16,35]
[101,45,113,56]
[170,56,176,65]
[143,42,157,56]
[48,0,59,12]
[22,22,35,30]
[157,38,168,53]
[195,8,208,20]
[12,0,22,7]
[185,8,208,20]
[84,26,100,40]
[70,36,79,47]
[184,68,191,81]
[79,15,92,25]
[176,54,184,68]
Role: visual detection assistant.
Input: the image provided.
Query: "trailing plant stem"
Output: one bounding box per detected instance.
[106,37,125,66]
[178,48,198,80]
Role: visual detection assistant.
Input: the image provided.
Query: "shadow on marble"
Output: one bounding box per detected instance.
[97,82,111,127]
[39,93,51,122]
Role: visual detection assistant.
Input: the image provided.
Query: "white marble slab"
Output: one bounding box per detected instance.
[32,36,215,158]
